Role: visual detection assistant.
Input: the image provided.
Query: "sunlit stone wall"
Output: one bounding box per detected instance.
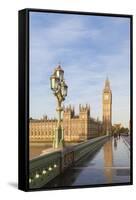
[29,104,103,143]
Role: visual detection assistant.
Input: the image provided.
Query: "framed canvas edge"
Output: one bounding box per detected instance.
[18,9,29,191]
[18,8,133,192]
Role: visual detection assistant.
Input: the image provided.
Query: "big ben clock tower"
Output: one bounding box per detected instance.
[103,77,112,136]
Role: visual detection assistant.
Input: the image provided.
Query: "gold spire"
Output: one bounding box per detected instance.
[104,77,110,90]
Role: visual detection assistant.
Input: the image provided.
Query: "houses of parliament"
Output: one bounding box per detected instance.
[29,77,112,143]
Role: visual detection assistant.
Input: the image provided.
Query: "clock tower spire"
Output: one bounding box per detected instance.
[103,77,112,136]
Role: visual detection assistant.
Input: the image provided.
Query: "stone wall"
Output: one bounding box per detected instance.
[29,104,103,143]
[29,135,108,189]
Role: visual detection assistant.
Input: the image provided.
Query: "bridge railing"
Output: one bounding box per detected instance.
[29,150,61,189]
[74,135,108,161]
[29,135,108,189]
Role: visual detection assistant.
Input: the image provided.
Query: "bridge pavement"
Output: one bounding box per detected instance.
[44,136,130,188]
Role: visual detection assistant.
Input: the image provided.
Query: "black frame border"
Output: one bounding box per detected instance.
[18,8,133,192]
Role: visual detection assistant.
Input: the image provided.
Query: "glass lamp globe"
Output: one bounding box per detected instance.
[61,83,68,97]
[64,84,68,96]
[55,65,64,80]
[50,75,59,90]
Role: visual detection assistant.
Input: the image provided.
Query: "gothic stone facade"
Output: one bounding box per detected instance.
[30,105,103,143]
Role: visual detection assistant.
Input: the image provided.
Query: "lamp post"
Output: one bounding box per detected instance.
[50,64,68,148]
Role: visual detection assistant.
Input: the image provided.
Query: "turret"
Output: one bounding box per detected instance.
[63,104,75,120]
[79,104,90,119]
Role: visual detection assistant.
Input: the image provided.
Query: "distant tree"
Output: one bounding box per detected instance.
[119,127,129,134]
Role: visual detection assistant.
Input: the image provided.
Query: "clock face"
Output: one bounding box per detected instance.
[104,94,109,100]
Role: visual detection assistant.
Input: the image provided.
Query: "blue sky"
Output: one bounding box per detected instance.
[30,12,130,128]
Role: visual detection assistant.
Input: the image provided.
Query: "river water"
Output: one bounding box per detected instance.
[44,136,130,187]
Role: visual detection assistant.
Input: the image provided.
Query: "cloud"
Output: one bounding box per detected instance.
[30,12,130,127]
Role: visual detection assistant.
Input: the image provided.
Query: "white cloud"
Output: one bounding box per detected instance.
[30,13,130,127]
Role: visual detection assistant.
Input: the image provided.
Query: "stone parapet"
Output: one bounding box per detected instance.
[29,135,108,189]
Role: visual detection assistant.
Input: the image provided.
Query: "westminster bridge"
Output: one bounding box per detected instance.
[29,135,130,189]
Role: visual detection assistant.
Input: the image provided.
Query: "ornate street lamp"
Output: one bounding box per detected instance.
[50,64,68,148]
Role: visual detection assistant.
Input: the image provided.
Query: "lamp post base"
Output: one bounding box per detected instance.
[53,126,65,149]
